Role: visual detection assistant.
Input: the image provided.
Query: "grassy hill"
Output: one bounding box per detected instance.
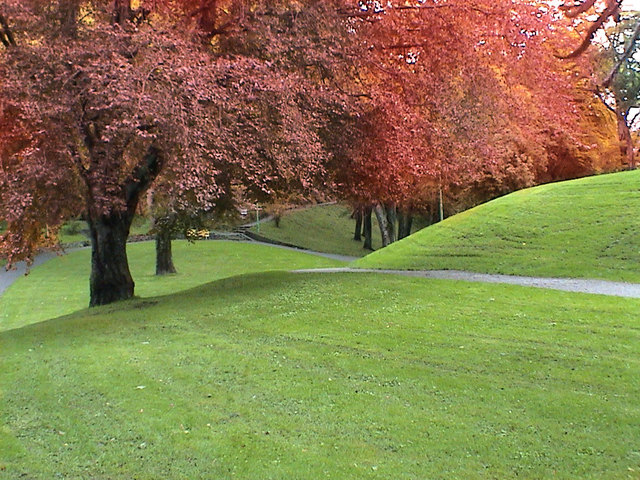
[356,170,640,282]
[2,268,639,479]
[3,178,640,478]
[0,241,344,332]
[249,203,383,257]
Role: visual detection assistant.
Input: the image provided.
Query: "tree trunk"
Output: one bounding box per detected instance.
[59,0,80,38]
[353,207,362,241]
[88,211,135,307]
[397,211,413,240]
[363,206,373,250]
[84,145,163,307]
[155,227,176,275]
[374,204,393,247]
[385,204,397,243]
[112,0,133,25]
[617,108,636,170]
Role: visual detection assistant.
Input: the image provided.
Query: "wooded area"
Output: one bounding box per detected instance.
[0,0,637,305]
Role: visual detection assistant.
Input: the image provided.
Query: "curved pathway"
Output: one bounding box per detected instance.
[4,241,640,299]
[292,267,640,298]
[0,252,58,296]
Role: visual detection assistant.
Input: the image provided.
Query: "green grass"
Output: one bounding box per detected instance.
[356,170,640,282]
[0,241,344,332]
[3,178,640,478]
[1,272,639,479]
[251,204,384,257]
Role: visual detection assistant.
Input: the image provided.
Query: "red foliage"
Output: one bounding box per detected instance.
[0,0,354,303]
[334,0,609,216]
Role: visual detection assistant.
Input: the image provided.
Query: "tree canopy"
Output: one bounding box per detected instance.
[0,0,626,305]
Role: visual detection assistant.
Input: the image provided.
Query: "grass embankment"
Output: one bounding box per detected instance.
[0,241,343,332]
[356,170,640,282]
[1,271,639,479]
[250,204,383,257]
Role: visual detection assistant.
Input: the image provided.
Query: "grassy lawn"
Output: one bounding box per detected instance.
[4,174,640,478]
[1,271,639,479]
[250,204,384,257]
[356,170,640,282]
[0,241,344,332]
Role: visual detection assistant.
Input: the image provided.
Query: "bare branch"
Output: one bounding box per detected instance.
[559,0,597,18]
[602,20,640,88]
[558,0,622,59]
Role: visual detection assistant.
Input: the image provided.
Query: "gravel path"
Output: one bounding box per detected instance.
[292,267,640,298]
[0,252,58,296]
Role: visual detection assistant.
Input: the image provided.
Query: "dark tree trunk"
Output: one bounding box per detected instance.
[374,204,393,247]
[82,145,163,307]
[155,227,176,275]
[88,211,135,307]
[59,0,80,38]
[617,108,636,170]
[385,204,397,243]
[0,12,16,47]
[397,211,413,240]
[353,207,362,241]
[113,0,133,25]
[363,206,373,250]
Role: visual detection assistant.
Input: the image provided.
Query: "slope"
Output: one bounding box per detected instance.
[1,272,639,479]
[356,170,640,282]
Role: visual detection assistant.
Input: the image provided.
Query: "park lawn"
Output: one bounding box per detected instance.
[356,170,640,282]
[1,271,639,479]
[0,240,344,332]
[250,204,384,257]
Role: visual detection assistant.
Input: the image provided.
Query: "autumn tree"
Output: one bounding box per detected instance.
[0,0,248,305]
[147,0,353,272]
[0,0,356,302]
[332,1,600,248]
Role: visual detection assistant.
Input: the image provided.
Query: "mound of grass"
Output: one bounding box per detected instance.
[356,170,640,282]
[250,204,383,257]
[0,240,344,332]
[1,272,639,478]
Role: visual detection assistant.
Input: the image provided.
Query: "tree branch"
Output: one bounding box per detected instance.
[602,20,640,88]
[124,145,163,207]
[629,108,640,128]
[559,0,597,18]
[595,87,617,114]
[558,0,622,59]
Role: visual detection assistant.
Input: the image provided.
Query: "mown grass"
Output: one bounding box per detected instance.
[250,204,384,257]
[0,241,344,332]
[356,170,640,282]
[1,272,639,479]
